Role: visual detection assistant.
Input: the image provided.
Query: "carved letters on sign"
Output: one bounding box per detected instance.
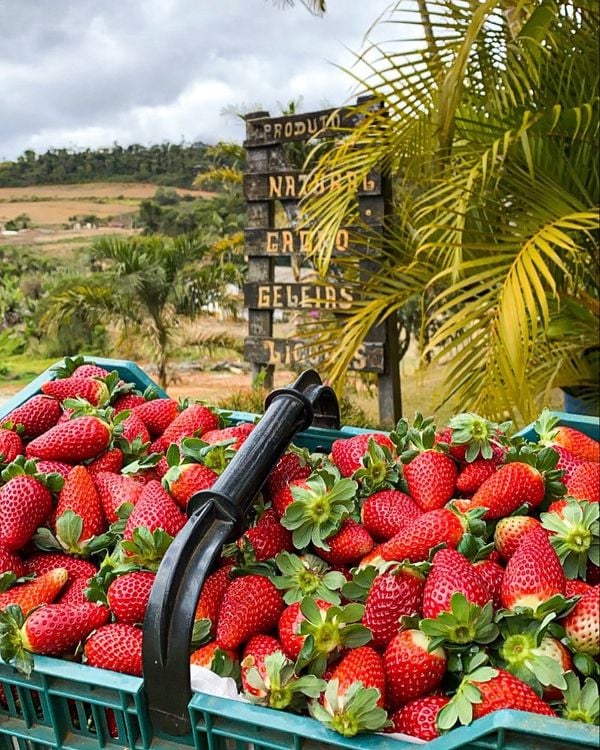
[244,171,381,201]
[244,283,354,310]
[245,227,357,256]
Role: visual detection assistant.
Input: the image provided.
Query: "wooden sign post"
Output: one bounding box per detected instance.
[243,101,402,425]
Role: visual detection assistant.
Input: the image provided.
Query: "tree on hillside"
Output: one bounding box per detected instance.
[40,234,242,387]
[301,0,599,423]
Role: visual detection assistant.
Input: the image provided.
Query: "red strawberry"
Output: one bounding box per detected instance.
[6,395,62,438]
[403,450,458,511]
[202,423,255,448]
[160,404,219,447]
[422,548,491,619]
[455,459,497,495]
[94,472,143,524]
[0,568,68,614]
[360,490,422,541]
[0,548,26,578]
[195,563,233,631]
[278,600,320,660]
[469,669,556,720]
[59,576,94,605]
[87,448,124,477]
[162,463,218,508]
[107,572,156,625]
[552,427,599,463]
[500,526,565,612]
[436,426,467,461]
[552,446,586,484]
[318,519,373,567]
[379,508,466,563]
[384,629,447,707]
[468,462,545,519]
[133,398,179,438]
[330,432,395,477]
[473,559,505,610]
[241,635,283,696]
[565,462,600,503]
[216,574,284,650]
[113,393,146,414]
[271,478,309,519]
[26,415,111,463]
[562,585,599,655]
[34,460,74,479]
[329,646,386,707]
[391,695,450,741]
[120,413,151,444]
[494,516,541,561]
[362,564,425,649]
[18,602,109,655]
[0,474,53,550]
[84,623,143,675]
[25,553,97,581]
[238,509,293,561]
[191,641,237,668]
[72,364,110,378]
[42,376,109,406]
[565,579,592,598]
[265,452,313,500]
[54,466,106,549]
[124,480,187,540]
[0,428,23,465]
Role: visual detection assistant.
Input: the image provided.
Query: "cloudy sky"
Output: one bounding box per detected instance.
[1,0,396,160]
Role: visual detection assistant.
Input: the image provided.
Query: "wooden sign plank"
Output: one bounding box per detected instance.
[244,226,381,257]
[244,171,381,202]
[244,282,354,310]
[245,107,361,146]
[244,337,385,374]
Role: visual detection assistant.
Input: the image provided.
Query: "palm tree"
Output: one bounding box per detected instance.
[300,0,599,424]
[274,0,326,14]
[40,234,241,387]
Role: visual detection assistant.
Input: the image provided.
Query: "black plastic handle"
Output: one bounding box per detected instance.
[142,370,339,735]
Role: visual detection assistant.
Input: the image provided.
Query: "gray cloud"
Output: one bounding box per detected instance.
[1,0,393,159]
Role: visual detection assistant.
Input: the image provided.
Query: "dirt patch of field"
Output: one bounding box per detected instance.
[0,182,213,201]
[0,200,139,226]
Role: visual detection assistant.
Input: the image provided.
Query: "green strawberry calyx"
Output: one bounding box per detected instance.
[541,499,599,580]
[119,527,174,571]
[0,605,33,677]
[270,552,346,605]
[353,439,398,495]
[281,470,358,550]
[33,510,115,558]
[533,408,561,445]
[561,671,600,725]
[244,650,325,711]
[1,456,64,493]
[447,413,512,463]
[420,593,499,651]
[309,680,389,737]
[437,656,498,732]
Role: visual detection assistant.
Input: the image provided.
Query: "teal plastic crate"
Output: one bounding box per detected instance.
[0,357,598,750]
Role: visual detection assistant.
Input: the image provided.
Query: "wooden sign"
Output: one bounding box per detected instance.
[244,282,354,310]
[245,227,367,257]
[244,337,385,374]
[244,106,361,146]
[244,171,381,202]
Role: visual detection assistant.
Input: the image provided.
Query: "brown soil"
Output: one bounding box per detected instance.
[0,182,212,200]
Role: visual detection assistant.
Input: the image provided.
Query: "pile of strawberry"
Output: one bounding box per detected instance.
[0,357,598,744]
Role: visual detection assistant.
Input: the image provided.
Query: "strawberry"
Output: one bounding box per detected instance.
[190,641,237,669]
[0,548,26,578]
[0,428,23,465]
[70,362,110,379]
[384,629,447,707]
[438,667,556,731]
[565,462,600,503]
[84,623,143,675]
[26,415,111,463]
[120,413,151,444]
[25,553,97,581]
[473,559,505,610]
[216,574,284,650]
[35,459,72,479]
[195,563,233,630]
[330,433,394,478]
[422,548,491,620]
[87,448,124,476]
[124,480,187,541]
[500,525,566,612]
[328,645,386,706]
[271,478,308,519]
[278,600,316,660]
[237,509,293,562]
[562,585,599,655]
[403,450,458,511]
[162,463,218,508]
[552,446,586,484]
[160,404,219,447]
[107,571,155,625]
[565,579,592,598]
[468,462,546,519]
[362,564,425,649]
[241,634,284,696]
[360,489,422,541]
[318,519,373,566]
[59,576,94,605]
[6,395,62,438]
[53,466,107,552]
[202,423,255,448]
[379,508,469,563]
[133,398,179,438]
[455,459,497,495]
[94,472,143,524]
[269,552,346,606]
[309,672,387,737]
[0,568,68,614]
[391,695,450,741]
[0,473,54,550]
[265,452,313,500]
[444,413,510,463]
[113,393,147,414]
[494,516,541,561]
[541,498,599,579]
[42,376,109,406]
[538,637,574,700]
[535,409,600,462]
[0,602,110,675]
